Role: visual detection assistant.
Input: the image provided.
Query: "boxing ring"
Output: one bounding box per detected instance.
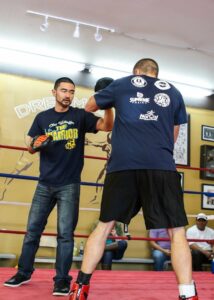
[0,143,214,300]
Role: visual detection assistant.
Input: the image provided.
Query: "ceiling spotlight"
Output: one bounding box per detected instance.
[73,23,80,38]
[27,10,115,41]
[94,27,102,42]
[40,15,49,32]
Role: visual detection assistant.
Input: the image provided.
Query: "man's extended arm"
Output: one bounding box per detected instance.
[189,243,214,259]
[85,96,99,112]
[25,135,35,154]
[85,96,114,132]
[174,125,180,143]
[150,240,171,256]
[96,109,114,131]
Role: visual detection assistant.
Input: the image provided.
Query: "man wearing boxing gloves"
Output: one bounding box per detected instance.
[69,59,199,300]
[4,77,114,296]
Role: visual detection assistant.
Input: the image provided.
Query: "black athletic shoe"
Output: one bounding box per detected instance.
[4,273,31,287]
[53,279,70,296]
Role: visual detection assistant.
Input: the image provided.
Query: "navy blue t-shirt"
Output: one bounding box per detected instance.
[28,107,99,186]
[94,75,187,173]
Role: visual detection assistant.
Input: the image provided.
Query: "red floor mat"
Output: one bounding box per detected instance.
[0,268,213,300]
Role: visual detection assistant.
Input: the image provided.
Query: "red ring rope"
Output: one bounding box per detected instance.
[0,229,213,244]
[0,144,213,172]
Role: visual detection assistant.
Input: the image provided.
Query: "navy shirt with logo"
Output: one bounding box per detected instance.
[28,107,99,186]
[94,75,187,173]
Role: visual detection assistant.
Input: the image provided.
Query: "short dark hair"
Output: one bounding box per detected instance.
[54,77,75,90]
[133,58,159,76]
[94,77,114,92]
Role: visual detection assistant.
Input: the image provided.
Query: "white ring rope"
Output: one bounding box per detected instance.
[1,201,214,219]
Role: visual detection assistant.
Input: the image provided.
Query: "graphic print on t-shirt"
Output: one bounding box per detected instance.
[154,93,170,107]
[129,92,150,104]
[44,120,78,150]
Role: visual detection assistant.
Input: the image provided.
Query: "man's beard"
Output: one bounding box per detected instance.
[58,99,71,108]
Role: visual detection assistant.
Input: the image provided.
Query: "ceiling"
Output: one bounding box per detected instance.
[1,0,214,107]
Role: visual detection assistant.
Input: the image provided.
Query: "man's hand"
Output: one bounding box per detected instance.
[30,135,53,152]
[208,251,214,260]
[202,250,214,259]
[163,249,171,256]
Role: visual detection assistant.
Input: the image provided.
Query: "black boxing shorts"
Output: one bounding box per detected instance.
[99,169,188,229]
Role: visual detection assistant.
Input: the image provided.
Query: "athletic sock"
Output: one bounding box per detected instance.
[178,281,196,298]
[76,271,92,285]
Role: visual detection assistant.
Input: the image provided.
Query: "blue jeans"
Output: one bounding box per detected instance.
[18,183,80,283]
[101,240,128,267]
[152,250,170,271]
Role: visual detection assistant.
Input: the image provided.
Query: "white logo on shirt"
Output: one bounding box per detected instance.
[139,110,158,121]
[131,76,147,87]
[154,93,170,107]
[130,92,150,104]
[49,120,74,128]
[154,80,171,90]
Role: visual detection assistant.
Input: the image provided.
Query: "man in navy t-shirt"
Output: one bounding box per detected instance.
[4,77,113,296]
[70,59,198,300]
